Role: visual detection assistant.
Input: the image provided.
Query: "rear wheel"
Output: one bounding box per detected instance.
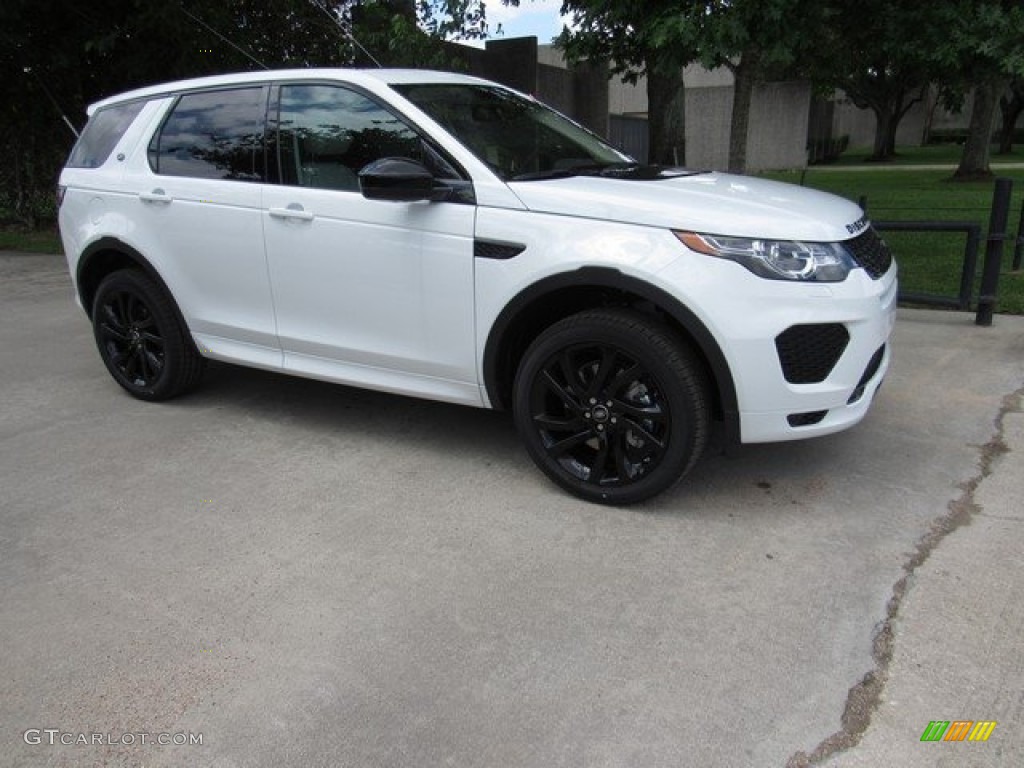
[92,269,204,400]
[513,309,709,505]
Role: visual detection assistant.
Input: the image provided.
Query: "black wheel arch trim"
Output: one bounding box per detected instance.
[482,266,740,445]
[77,237,197,351]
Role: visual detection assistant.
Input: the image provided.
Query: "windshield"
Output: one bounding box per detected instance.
[393,83,633,181]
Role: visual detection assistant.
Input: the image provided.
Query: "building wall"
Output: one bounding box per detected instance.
[747,81,813,172]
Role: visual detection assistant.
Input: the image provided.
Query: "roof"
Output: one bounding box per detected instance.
[88,68,492,113]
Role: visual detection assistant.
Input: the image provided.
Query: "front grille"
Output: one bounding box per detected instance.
[844,228,893,279]
[775,324,850,384]
[847,344,886,404]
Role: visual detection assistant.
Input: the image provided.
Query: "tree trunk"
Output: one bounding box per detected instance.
[997,81,1024,155]
[954,79,1002,181]
[869,105,898,160]
[646,65,685,166]
[728,48,761,173]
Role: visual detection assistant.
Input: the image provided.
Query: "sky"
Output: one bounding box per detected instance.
[471,1,572,46]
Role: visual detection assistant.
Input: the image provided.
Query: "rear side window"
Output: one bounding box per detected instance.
[148,87,267,181]
[66,101,146,169]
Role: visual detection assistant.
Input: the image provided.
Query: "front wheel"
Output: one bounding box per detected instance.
[513,309,710,505]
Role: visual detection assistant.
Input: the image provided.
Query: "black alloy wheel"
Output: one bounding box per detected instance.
[92,269,204,400]
[513,309,709,505]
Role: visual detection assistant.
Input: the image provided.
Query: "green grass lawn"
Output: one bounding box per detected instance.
[763,167,1024,315]
[828,143,1024,167]
[0,227,62,254]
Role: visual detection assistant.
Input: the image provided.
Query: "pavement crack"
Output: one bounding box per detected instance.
[785,385,1023,768]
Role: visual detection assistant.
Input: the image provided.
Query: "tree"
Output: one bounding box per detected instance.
[504,1,705,165]
[0,1,488,226]
[696,0,827,172]
[809,2,949,162]
[997,78,1024,154]
[937,0,1024,179]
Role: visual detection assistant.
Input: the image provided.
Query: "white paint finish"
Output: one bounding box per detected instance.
[262,185,478,389]
[509,172,865,241]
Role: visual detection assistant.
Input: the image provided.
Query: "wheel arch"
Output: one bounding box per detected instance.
[78,238,177,320]
[482,267,739,443]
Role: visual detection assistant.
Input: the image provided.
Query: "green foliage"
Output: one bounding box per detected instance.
[0,0,487,227]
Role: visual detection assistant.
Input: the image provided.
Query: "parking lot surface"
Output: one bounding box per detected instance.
[2,252,1022,767]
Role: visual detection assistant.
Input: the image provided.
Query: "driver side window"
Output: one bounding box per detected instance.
[274,84,432,192]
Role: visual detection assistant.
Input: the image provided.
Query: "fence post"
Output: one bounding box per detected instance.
[976,177,1013,326]
[1013,197,1024,271]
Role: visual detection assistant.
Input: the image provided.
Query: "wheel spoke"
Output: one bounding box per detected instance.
[138,346,151,381]
[612,436,633,481]
[588,438,610,483]
[100,322,129,343]
[143,347,163,380]
[547,429,592,457]
[606,363,642,395]
[585,347,619,398]
[122,348,141,380]
[541,370,581,412]
[140,331,163,346]
[533,413,586,432]
[613,398,666,425]
[623,419,666,456]
[101,302,126,332]
[557,351,580,394]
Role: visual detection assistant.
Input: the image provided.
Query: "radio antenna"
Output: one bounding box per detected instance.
[178,4,270,70]
[306,0,383,68]
[23,67,79,139]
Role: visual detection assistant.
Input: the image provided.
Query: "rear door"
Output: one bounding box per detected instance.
[132,86,279,367]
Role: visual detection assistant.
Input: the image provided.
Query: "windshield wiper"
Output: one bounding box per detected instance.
[510,162,640,182]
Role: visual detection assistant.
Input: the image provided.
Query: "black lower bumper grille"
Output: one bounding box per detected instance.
[775,324,850,384]
[847,344,886,404]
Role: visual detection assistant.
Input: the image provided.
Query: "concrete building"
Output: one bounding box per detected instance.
[453,36,812,172]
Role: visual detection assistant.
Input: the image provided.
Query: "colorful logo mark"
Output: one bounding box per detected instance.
[920,721,997,742]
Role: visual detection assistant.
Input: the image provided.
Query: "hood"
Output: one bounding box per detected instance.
[507,170,867,242]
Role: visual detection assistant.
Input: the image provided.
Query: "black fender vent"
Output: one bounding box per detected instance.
[474,240,526,260]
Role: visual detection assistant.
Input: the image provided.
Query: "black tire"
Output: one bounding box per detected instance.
[91,269,205,400]
[513,309,709,505]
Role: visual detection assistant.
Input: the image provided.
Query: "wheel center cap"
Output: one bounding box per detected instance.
[591,404,610,423]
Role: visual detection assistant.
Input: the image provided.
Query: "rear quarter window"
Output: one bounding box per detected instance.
[66,101,147,169]
[148,87,267,181]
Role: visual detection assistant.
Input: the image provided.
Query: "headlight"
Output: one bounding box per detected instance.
[674,231,855,282]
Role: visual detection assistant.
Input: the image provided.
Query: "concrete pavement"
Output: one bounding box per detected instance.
[1,252,1022,767]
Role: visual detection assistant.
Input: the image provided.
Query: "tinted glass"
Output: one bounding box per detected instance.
[149,88,266,181]
[394,83,630,180]
[275,84,454,191]
[67,101,146,169]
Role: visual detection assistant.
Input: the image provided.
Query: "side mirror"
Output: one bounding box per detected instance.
[358,158,450,202]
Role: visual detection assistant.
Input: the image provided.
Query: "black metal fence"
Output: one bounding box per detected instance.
[862,178,1016,326]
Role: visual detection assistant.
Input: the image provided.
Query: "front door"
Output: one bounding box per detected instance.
[262,83,480,406]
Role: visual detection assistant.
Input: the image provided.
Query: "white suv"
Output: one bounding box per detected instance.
[58,69,897,504]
